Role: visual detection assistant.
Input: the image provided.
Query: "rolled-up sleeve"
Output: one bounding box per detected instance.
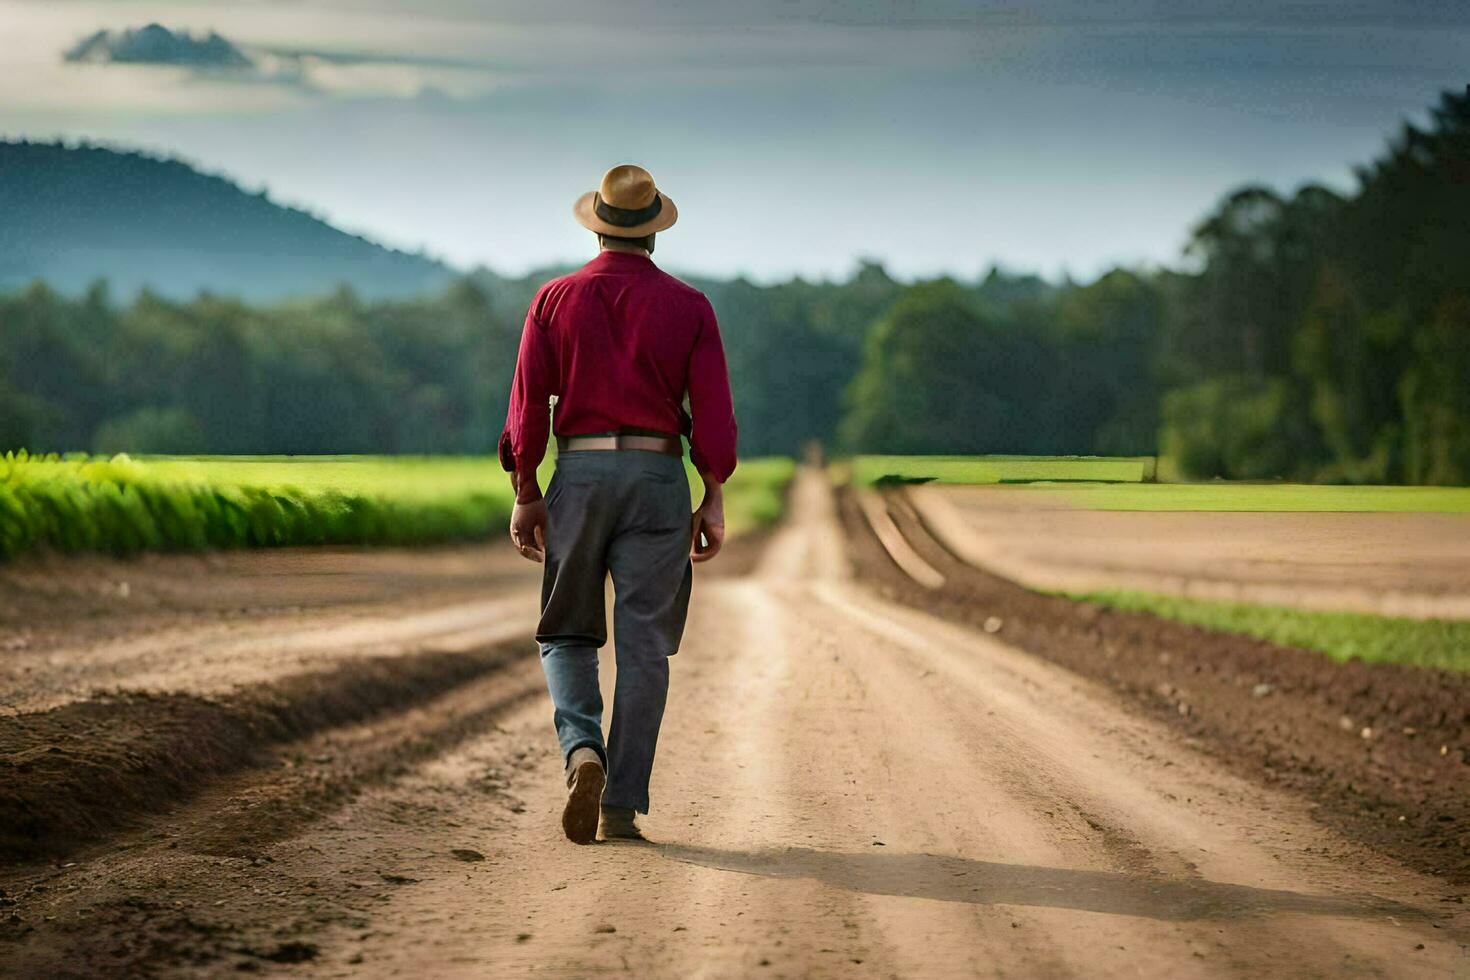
[686,299,738,483]
[498,304,557,496]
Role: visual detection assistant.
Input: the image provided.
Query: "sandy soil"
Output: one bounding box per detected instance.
[1,473,1466,977]
[914,485,1470,619]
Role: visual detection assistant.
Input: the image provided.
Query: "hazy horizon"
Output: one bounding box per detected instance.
[3,0,1464,283]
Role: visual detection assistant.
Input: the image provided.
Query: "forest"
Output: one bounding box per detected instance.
[2,88,1466,484]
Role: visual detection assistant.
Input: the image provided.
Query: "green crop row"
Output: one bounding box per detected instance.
[0,452,796,561]
[0,452,516,559]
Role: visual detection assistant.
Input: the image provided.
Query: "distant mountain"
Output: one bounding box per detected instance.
[65,24,252,68]
[0,141,458,301]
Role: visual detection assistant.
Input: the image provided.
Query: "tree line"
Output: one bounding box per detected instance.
[838,87,1469,485]
[2,88,1465,484]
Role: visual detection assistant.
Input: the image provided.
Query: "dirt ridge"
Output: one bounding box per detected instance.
[0,640,530,867]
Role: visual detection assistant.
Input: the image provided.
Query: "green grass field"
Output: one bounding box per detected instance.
[0,452,794,560]
[1070,589,1469,672]
[1009,482,1470,513]
[848,454,1470,512]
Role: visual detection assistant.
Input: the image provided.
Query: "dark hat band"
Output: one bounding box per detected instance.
[594,192,663,228]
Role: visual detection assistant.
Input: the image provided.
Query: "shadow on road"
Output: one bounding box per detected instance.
[659,844,1424,923]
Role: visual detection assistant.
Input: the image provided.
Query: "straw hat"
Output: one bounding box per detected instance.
[573,164,678,237]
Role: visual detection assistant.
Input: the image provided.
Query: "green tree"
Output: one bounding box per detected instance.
[841,280,1047,454]
[1052,269,1165,455]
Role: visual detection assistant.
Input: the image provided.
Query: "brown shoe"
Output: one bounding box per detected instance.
[562,747,605,845]
[598,805,646,842]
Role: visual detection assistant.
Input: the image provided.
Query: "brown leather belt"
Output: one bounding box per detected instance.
[556,432,682,457]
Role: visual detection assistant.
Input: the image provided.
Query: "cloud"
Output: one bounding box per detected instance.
[256,46,492,73]
[58,23,505,103]
[65,24,252,69]
[247,47,505,100]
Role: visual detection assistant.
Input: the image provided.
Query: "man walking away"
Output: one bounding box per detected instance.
[498,165,738,845]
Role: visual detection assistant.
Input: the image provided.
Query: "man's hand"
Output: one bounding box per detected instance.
[510,498,547,563]
[691,477,726,563]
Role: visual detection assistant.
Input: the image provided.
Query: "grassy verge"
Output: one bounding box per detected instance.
[716,457,796,533]
[1,452,795,560]
[846,454,1470,512]
[1070,589,1469,671]
[846,454,1155,486]
[1012,482,1470,513]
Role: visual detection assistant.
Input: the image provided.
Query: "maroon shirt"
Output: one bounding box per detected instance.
[498,251,738,498]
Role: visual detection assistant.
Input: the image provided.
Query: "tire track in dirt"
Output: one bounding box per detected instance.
[336,524,902,977]
[801,583,1446,976]
[680,578,1073,978]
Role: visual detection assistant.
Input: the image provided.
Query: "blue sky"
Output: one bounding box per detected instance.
[2,1,1464,281]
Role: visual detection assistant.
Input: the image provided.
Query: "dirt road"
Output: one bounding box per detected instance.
[2,471,1466,977]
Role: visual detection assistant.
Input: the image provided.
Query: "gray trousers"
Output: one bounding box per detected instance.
[536,450,693,814]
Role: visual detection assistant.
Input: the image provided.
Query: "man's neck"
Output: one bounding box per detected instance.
[600,243,649,258]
